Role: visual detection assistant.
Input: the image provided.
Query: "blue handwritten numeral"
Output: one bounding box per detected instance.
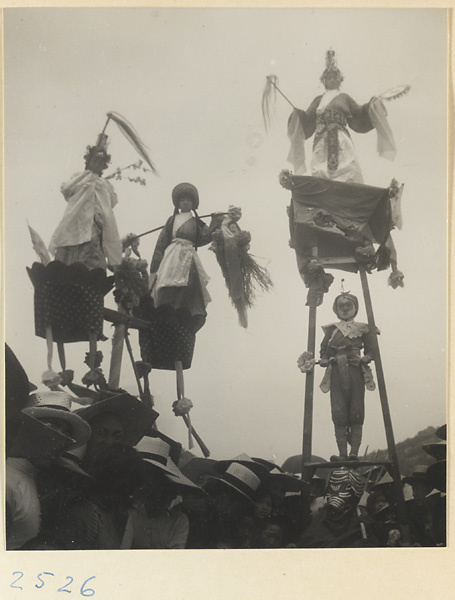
[35,572,55,589]
[80,576,96,597]
[10,572,24,590]
[57,576,74,593]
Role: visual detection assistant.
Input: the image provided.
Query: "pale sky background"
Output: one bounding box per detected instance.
[3,7,448,466]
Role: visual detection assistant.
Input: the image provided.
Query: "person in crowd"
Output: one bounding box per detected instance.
[203,462,262,549]
[132,436,195,549]
[255,517,286,549]
[51,444,145,549]
[299,467,377,547]
[6,391,91,549]
[75,393,158,471]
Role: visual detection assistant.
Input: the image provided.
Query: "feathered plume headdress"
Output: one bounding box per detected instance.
[101,111,158,175]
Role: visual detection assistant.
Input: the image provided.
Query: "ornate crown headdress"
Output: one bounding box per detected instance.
[320,49,344,84]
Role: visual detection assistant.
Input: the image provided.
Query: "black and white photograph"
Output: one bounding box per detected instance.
[2,5,450,597]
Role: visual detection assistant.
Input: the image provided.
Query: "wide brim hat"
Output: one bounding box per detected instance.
[435,424,447,441]
[172,182,199,209]
[371,471,395,490]
[5,344,31,421]
[12,411,76,459]
[23,391,91,450]
[252,457,284,473]
[76,393,158,447]
[214,453,270,481]
[165,458,205,493]
[134,436,176,476]
[422,440,446,461]
[427,460,446,493]
[268,469,309,493]
[206,462,262,503]
[402,465,429,486]
[179,451,218,483]
[56,451,93,478]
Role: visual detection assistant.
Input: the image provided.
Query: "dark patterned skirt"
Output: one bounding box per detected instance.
[134,299,199,370]
[27,261,114,343]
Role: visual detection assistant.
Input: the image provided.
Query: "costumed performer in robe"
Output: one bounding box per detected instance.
[287,49,396,183]
[136,182,224,372]
[28,133,122,386]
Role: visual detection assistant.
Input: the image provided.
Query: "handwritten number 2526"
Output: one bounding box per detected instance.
[9,573,95,596]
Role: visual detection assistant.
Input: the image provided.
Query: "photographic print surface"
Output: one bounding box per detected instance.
[3,6,448,558]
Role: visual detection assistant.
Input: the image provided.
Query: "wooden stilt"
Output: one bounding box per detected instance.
[175,360,211,458]
[301,245,319,479]
[57,342,66,371]
[359,265,411,543]
[124,330,144,398]
[302,304,317,477]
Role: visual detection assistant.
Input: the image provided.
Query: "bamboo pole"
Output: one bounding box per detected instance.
[358,265,411,544]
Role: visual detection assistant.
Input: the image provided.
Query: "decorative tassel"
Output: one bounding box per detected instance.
[379,84,411,102]
[106,111,158,174]
[262,75,278,132]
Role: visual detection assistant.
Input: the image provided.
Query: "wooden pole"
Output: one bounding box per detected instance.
[301,246,319,478]
[358,265,411,543]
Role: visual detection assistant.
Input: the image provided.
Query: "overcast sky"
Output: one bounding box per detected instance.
[3,7,448,466]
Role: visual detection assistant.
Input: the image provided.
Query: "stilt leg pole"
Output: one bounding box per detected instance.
[302,304,317,479]
[359,265,411,544]
[175,361,211,458]
[108,322,126,389]
[124,330,145,398]
[301,243,319,480]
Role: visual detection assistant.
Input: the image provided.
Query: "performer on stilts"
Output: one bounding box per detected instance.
[28,133,121,386]
[286,49,397,183]
[319,292,376,461]
[27,112,157,388]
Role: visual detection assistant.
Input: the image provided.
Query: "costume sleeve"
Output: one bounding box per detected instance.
[320,327,334,360]
[150,218,172,273]
[345,95,374,134]
[368,98,397,161]
[195,219,215,247]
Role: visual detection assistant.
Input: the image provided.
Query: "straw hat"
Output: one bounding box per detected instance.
[11,411,76,459]
[76,393,158,447]
[422,440,446,461]
[22,391,91,450]
[134,436,176,476]
[178,450,218,483]
[214,453,270,480]
[172,182,199,209]
[207,462,262,503]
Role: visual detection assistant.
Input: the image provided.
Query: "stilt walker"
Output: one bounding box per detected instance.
[268,49,410,541]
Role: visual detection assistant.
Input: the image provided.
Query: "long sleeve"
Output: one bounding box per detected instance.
[150,218,173,273]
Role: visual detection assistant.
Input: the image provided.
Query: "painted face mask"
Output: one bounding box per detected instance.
[325,468,365,514]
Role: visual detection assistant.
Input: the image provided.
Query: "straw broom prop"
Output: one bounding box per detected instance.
[209,206,273,328]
